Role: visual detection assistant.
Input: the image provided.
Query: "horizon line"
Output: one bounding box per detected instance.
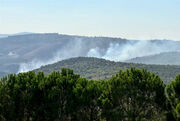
[0,32,179,41]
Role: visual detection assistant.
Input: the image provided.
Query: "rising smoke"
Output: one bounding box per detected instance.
[18,39,85,72]
[18,39,180,73]
[88,40,179,61]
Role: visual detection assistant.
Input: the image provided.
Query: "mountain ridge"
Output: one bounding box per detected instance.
[1,33,180,76]
[35,57,180,84]
[127,51,180,65]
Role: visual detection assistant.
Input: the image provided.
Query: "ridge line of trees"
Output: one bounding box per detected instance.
[0,68,180,121]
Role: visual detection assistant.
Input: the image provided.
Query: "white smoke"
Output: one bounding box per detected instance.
[18,39,180,73]
[18,39,84,73]
[18,59,50,73]
[87,47,101,58]
[88,40,179,61]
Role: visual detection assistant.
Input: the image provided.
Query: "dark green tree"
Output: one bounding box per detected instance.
[166,74,180,121]
[99,68,167,121]
[39,68,80,121]
[0,67,174,121]
[73,78,103,121]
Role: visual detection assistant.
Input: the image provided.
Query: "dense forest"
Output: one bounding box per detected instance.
[1,68,180,121]
[35,57,180,84]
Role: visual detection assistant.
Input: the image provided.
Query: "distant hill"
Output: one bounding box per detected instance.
[0,33,131,74]
[0,34,9,38]
[35,57,180,84]
[0,32,33,38]
[1,33,180,75]
[127,51,180,65]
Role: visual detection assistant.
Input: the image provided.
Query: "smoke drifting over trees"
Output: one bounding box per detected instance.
[0,33,180,74]
[18,35,180,72]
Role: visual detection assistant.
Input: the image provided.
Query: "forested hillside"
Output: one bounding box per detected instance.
[1,33,180,75]
[1,68,180,120]
[127,51,180,65]
[35,57,180,84]
[0,33,129,74]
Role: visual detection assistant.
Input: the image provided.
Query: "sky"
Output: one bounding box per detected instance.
[0,0,180,40]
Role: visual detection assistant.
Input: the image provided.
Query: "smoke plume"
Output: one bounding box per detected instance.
[18,39,180,73]
[88,40,179,61]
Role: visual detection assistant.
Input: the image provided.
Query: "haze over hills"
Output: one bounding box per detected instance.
[127,51,180,65]
[35,57,180,84]
[0,32,33,38]
[0,33,129,74]
[1,33,180,77]
[0,34,9,38]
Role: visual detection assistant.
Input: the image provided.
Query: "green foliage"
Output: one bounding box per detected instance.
[0,67,180,121]
[35,57,180,84]
[99,68,166,121]
[166,74,180,120]
[0,69,81,121]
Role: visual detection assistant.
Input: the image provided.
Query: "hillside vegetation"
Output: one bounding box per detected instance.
[1,33,180,75]
[35,57,180,84]
[127,51,180,65]
[0,33,129,74]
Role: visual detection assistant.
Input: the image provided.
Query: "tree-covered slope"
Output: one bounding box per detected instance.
[0,33,130,73]
[1,33,180,74]
[35,57,180,84]
[127,51,180,65]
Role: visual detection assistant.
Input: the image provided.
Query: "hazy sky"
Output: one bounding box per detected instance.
[0,0,180,40]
